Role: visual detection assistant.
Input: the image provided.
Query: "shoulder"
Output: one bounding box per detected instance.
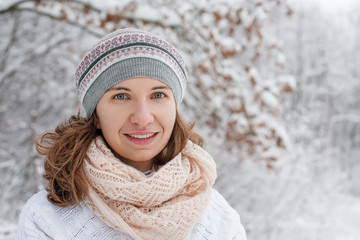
[17,190,57,239]
[189,188,247,240]
[17,190,129,239]
[21,190,53,211]
[19,190,70,223]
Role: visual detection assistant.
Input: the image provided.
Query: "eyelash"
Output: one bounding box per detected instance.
[112,92,166,100]
[113,93,129,100]
[152,92,166,99]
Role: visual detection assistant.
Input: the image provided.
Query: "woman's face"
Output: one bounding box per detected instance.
[96,77,176,172]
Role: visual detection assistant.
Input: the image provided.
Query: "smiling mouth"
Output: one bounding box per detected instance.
[124,132,159,145]
[126,133,157,139]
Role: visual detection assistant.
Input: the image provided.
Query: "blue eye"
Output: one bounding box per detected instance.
[152,92,165,99]
[114,94,128,100]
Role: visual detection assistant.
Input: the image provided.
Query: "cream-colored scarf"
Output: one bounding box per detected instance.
[83,136,217,240]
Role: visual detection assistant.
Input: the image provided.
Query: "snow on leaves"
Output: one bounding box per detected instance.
[0,0,295,167]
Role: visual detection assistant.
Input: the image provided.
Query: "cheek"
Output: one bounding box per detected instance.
[100,117,117,133]
[162,106,176,132]
[97,113,125,150]
[96,106,123,134]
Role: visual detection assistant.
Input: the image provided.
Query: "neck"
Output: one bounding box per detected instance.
[114,152,154,172]
[122,159,154,173]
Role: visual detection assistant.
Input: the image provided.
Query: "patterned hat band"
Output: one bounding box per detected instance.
[75,28,187,119]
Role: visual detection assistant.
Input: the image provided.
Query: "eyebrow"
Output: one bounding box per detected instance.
[107,85,170,92]
[107,86,131,92]
[151,85,171,90]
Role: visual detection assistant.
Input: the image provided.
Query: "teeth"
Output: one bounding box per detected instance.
[128,133,156,139]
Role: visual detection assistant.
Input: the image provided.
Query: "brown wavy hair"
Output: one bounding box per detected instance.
[35,111,203,207]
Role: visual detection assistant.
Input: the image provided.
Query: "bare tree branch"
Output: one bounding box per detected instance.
[17,7,103,37]
[0,0,102,37]
[0,0,33,14]
[0,11,20,72]
[0,0,100,14]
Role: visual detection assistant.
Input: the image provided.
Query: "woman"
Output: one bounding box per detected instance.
[17,28,247,240]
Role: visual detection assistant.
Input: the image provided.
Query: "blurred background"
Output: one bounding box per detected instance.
[0,0,359,239]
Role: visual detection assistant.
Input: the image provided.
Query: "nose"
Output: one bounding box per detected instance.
[130,101,154,127]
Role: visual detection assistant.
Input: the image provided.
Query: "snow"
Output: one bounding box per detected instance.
[279,75,297,91]
[261,91,279,108]
[132,5,162,23]
[0,222,17,240]
[159,7,182,26]
[200,12,215,27]
[1,0,360,239]
[249,67,261,83]
[77,0,132,11]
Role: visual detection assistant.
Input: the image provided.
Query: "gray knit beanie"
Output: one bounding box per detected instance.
[75,28,187,119]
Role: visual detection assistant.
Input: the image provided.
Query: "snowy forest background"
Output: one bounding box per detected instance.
[0,0,359,239]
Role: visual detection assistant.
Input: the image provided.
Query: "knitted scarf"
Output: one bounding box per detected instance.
[83,136,217,240]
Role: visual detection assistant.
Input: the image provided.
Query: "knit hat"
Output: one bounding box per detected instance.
[75,28,187,119]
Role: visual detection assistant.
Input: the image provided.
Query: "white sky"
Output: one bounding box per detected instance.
[291,0,358,14]
[317,0,358,13]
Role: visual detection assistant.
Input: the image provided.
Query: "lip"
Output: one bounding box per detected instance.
[124,131,159,145]
[127,131,156,135]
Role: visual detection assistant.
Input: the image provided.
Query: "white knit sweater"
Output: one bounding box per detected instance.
[17,188,247,240]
